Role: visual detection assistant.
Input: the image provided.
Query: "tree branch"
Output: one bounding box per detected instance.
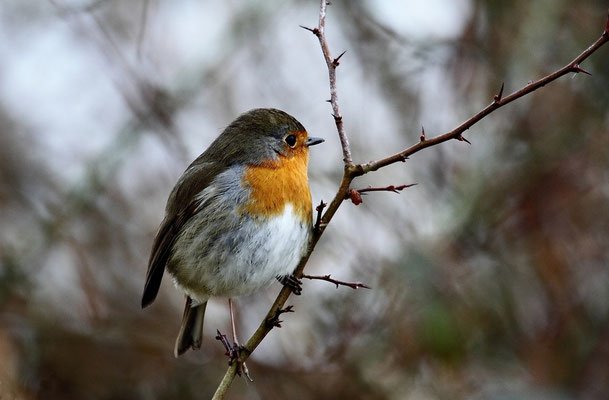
[346,184,417,205]
[356,27,609,175]
[302,274,371,290]
[301,0,353,167]
[212,6,609,399]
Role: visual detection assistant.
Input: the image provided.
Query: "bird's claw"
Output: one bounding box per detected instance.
[277,274,302,295]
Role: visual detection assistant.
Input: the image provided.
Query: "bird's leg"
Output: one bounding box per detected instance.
[227,298,252,381]
[229,298,239,345]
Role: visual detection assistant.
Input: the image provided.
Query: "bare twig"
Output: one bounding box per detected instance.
[356,184,417,195]
[356,26,609,175]
[346,184,416,205]
[211,7,609,399]
[302,274,371,290]
[302,1,353,166]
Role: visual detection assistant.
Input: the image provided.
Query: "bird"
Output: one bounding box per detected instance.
[141,108,324,357]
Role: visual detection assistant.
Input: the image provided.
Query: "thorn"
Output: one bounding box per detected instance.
[457,135,471,145]
[493,82,505,103]
[392,183,417,192]
[332,113,342,122]
[325,99,331,103]
[299,25,319,35]
[419,126,426,142]
[332,50,347,66]
[571,63,591,75]
[399,154,409,162]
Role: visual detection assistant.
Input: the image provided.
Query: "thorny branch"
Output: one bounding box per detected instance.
[302,274,371,290]
[356,25,609,175]
[300,0,353,166]
[346,184,417,205]
[212,4,609,399]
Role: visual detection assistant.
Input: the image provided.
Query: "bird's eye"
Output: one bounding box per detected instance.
[284,134,297,148]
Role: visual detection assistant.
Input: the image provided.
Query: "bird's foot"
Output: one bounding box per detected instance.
[266,305,294,328]
[277,274,302,295]
[215,330,253,381]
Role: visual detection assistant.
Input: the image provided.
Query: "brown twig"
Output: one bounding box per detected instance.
[357,184,417,195]
[302,274,371,290]
[301,1,353,166]
[356,26,609,175]
[346,184,416,205]
[212,6,609,399]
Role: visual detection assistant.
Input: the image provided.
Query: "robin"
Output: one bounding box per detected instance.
[141,108,324,357]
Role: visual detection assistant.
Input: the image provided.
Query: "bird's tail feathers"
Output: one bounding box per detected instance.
[174,297,206,357]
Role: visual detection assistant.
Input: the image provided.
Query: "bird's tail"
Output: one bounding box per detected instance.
[174,297,207,357]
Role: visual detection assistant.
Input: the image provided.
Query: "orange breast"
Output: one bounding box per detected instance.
[242,150,312,223]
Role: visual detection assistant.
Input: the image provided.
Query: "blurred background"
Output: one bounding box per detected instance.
[2,0,609,399]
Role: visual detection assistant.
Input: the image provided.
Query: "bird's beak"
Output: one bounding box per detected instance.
[305,137,324,147]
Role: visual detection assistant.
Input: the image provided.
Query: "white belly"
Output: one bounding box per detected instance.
[170,203,310,303]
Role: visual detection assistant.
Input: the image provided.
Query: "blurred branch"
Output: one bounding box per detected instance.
[136,0,150,59]
[212,5,609,399]
[51,0,186,156]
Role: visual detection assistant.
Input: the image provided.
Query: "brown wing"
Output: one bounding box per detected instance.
[141,200,201,308]
[141,159,222,309]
